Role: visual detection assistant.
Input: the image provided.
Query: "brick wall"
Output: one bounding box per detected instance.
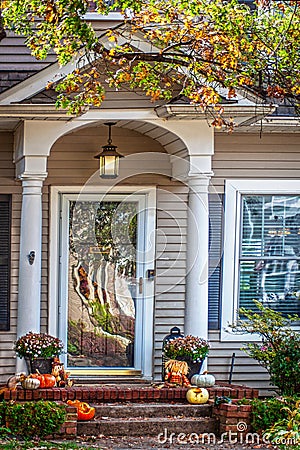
[213,402,252,436]
[55,405,77,439]
[3,384,259,403]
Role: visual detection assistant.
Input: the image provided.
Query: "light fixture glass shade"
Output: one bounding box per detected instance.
[99,151,120,179]
[94,122,124,179]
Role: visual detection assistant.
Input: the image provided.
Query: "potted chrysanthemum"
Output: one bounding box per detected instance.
[14,331,64,374]
[163,335,209,379]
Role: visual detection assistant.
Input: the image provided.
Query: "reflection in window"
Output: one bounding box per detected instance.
[67,200,138,368]
[239,195,300,315]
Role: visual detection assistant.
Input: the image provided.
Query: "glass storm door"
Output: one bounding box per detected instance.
[59,192,155,376]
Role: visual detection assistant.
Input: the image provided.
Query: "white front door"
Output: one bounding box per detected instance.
[56,188,156,378]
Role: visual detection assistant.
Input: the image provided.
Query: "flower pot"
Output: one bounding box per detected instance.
[25,357,53,374]
[187,360,204,379]
[176,356,204,380]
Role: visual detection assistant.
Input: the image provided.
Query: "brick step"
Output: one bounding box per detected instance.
[77,416,217,437]
[94,403,212,419]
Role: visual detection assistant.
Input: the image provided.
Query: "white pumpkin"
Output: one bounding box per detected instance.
[186,387,209,404]
[21,377,40,390]
[191,372,215,387]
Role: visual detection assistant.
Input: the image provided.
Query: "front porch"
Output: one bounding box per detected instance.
[2,381,257,439]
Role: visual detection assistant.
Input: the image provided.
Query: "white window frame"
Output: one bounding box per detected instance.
[221,179,300,341]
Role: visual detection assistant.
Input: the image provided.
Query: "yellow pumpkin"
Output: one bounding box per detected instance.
[186,387,209,404]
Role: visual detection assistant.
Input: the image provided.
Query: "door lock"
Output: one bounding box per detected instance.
[146,269,155,280]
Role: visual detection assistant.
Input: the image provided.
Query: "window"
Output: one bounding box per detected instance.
[221,180,300,341]
[240,195,300,314]
[0,195,11,331]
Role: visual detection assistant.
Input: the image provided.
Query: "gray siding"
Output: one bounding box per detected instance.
[209,132,300,394]
[213,133,300,192]
[154,184,188,378]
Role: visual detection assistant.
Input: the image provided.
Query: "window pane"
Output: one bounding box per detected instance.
[239,194,300,315]
[241,196,264,257]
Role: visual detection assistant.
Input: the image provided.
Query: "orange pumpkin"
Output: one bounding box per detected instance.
[30,373,56,388]
[67,400,95,421]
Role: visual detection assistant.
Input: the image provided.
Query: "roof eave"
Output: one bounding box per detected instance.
[0,104,76,119]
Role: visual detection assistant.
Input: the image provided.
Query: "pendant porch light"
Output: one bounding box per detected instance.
[94,122,124,178]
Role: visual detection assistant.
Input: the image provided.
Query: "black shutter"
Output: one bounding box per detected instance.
[208,194,224,330]
[0,195,11,331]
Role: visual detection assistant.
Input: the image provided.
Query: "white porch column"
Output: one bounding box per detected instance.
[185,175,211,341]
[16,178,44,372]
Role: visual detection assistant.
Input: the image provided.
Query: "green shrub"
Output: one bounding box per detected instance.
[0,400,66,438]
[269,335,300,396]
[265,399,300,445]
[231,300,300,395]
[251,397,300,433]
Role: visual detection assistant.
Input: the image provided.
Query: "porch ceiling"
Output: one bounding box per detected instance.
[117,120,189,159]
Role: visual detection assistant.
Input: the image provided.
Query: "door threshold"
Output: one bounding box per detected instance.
[69,369,142,377]
[69,369,148,384]
[72,376,151,385]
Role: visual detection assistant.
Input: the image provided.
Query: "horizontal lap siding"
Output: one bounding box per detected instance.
[0,133,22,382]
[153,185,188,379]
[208,331,275,395]
[213,133,300,191]
[46,126,168,185]
[210,132,300,394]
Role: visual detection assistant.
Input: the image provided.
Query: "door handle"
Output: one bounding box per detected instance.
[139,277,143,294]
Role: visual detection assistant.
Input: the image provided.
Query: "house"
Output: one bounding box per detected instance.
[0,6,299,395]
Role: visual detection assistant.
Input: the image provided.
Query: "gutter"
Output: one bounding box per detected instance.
[0,104,76,119]
[155,103,276,126]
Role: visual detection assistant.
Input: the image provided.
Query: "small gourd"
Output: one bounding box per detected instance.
[21,377,40,390]
[191,372,215,388]
[186,387,209,404]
